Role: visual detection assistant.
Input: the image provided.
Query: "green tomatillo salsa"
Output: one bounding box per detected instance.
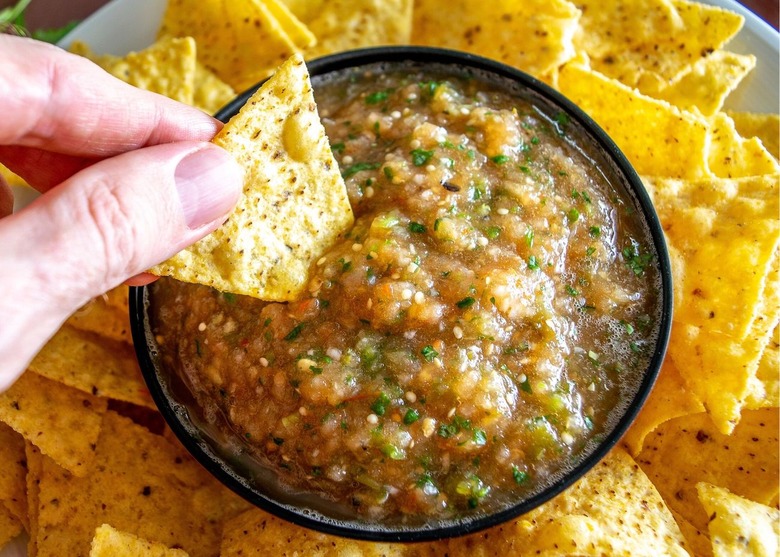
[151,68,660,522]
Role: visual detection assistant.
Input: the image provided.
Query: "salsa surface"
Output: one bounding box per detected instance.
[152,68,660,522]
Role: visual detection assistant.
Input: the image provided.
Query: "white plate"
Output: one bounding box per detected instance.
[3,1,778,554]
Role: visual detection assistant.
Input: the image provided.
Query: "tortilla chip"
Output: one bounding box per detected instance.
[645,175,779,341]
[643,50,755,117]
[671,509,713,557]
[151,54,353,301]
[412,0,579,77]
[262,0,316,51]
[637,408,779,538]
[558,62,710,179]
[0,504,22,551]
[697,483,779,557]
[298,0,413,59]
[66,293,131,345]
[221,507,409,556]
[573,0,743,89]
[28,324,155,409]
[727,111,780,161]
[71,36,197,104]
[707,112,780,178]
[0,372,107,477]
[745,325,779,410]
[158,0,299,91]
[31,411,246,557]
[0,423,27,531]
[90,524,190,557]
[26,443,42,557]
[622,356,704,455]
[446,447,687,556]
[193,61,236,114]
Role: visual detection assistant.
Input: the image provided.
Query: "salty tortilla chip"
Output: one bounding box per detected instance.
[412,0,579,77]
[707,112,780,177]
[0,504,22,551]
[643,50,755,117]
[745,325,779,410]
[446,447,688,556]
[637,408,779,538]
[221,507,408,556]
[0,372,107,477]
[31,411,246,557]
[671,509,713,557]
[622,356,704,455]
[158,0,299,91]
[193,61,236,114]
[727,110,780,161]
[573,0,743,89]
[28,325,155,409]
[90,524,190,557]
[697,483,779,557]
[25,443,42,557]
[0,423,26,530]
[262,0,316,51]
[558,62,710,179]
[151,54,353,301]
[71,36,196,104]
[298,0,413,59]
[66,293,131,345]
[645,175,779,341]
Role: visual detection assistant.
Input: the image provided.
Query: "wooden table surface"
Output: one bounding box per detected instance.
[2,0,778,32]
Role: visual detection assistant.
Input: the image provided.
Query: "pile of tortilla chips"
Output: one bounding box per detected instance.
[3,0,777,555]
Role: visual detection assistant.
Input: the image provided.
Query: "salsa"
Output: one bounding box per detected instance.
[151,68,660,522]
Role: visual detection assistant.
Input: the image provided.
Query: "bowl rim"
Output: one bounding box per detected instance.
[130,45,673,543]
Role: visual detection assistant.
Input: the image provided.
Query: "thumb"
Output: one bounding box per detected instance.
[0,141,243,388]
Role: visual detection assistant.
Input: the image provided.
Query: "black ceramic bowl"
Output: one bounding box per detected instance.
[131,46,672,543]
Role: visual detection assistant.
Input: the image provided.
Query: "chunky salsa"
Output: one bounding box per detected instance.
[151,68,660,522]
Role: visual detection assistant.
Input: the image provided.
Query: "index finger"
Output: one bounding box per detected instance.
[0,35,222,157]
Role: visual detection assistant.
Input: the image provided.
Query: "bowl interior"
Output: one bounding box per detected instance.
[131,46,672,542]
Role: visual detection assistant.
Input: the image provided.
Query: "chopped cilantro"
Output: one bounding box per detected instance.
[403,408,420,425]
[342,162,380,178]
[527,255,540,270]
[410,148,434,166]
[222,292,237,304]
[512,465,529,484]
[622,242,653,276]
[490,154,509,164]
[456,296,476,309]
[485,226,501,239]
[408,221,427,233]
[383,166,394,180]
[330,142,345,153]
[365,90,389,104]
[421,345,439,362]
[284,324,304,341]
[371,393,391,416]
[589,226,601,237]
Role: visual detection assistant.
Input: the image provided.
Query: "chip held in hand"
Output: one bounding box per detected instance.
[150,53,354,301]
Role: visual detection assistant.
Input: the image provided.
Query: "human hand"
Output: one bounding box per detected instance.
[0,36,243,390]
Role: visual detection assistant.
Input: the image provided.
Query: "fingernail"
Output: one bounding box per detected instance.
[174,145,243,229]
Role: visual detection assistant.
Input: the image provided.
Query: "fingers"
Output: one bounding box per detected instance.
[0,36,221,157]
[0,141,243,389]
[0,145,95,192]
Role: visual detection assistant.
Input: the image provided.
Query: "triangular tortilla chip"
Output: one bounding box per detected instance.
[299,0,413,59]
[193,61,236,115]
[446,447,688,556]
[745,325,779,410]
[412,0,579,77]
[27,325,155,409]
[726,110,780,161]
[697,483,779,557]
[90,524,190,557]
[0,504,22,551]
[66,293,131,345]
[0,372,107,477]
[707,112,780,178]
[31,412,246,557]
[221,507,408,556]
[558,62,710,179]
[158,0,299,91]
[262,0,316,51]
[643,50,755,117]
[622,356,704,455]
[0,422,27,531]
[151,54,353,301]
[70,37,197,104]
[573,0,743,89]
[637,409,779,537]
